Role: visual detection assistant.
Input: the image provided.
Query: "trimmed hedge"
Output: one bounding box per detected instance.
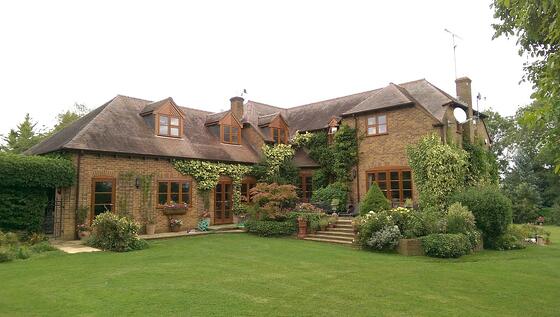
[0,188,48,232]
[449,186,512,248]
[421,233,471,258]
[0,153,75,188]
[359,182,390,215]
[245,219,297,237]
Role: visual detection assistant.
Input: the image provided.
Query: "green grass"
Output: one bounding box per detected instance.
[1,227,560,317]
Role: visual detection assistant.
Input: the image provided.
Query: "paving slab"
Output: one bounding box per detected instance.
[51,240,102,254]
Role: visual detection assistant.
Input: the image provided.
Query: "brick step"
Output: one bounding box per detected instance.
[303,237,353,245]
[316,230,354,237]
[306,233,354,242]
[327,227,354,233]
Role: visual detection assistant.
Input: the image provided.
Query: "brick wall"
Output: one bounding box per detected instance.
[59,153,209,240]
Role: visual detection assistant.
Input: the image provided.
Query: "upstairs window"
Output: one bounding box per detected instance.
[272,127,287,144]
[366,114,387,136]
[158,114,181,137]
[221,124,241,144]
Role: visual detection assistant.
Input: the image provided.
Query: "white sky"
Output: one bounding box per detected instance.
[0,0,533,137]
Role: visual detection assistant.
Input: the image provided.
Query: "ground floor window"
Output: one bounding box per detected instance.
[158,180,191,206]
[241,180,256,203]
[366,168,412,206]
[299,174,313,202]
[92,178,115,218]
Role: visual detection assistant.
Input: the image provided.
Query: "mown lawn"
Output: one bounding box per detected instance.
[1,227,559,317]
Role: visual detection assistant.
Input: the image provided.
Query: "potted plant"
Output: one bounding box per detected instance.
[77,224,91,240]
[319,218,329,231]
[169,218,183,232]
[145,207,156,235]
[329,214,338,228]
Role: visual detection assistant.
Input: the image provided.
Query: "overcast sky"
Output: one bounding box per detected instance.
[0,0,533,137]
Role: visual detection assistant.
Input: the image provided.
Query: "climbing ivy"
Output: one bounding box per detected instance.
[251,144,298,184]
[463,138,499,186]
[172,160,251,213]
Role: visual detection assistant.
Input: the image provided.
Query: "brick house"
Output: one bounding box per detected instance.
[28,77,490,240]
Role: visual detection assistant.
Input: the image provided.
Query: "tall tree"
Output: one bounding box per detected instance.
[0,114,43,153]
[492,0,560,172]
[483,108,516,174]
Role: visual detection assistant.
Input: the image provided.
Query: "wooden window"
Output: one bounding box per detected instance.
[271,127,287,144]
[366,168,412,206]
[366,114,387,136]
[158,114,181,137]
[221,124,241,144]
[157,181,191,206]
[299,174,313,202]
[92,178,115,220]
[240,181,256,203]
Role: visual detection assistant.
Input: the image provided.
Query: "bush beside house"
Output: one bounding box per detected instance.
[359,182,390,216]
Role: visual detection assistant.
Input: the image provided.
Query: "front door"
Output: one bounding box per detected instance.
[214,180,233,225]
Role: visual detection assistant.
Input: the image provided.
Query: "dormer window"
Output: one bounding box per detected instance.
[272,127,287,144]
[158,114,181,137]
[221,124,241,144]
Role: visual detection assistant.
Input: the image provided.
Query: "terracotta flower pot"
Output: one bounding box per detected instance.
[146,224,156,235]
[78,231,91,240]
[170,225,182,232]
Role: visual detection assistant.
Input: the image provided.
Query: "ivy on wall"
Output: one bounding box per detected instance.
[407,134,469,211]
[251,144,298,185]
[173,160,251,213]
[463,138,499,186]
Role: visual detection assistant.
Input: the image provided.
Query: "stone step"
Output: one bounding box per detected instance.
[303,237,354,245]
[327,227,354,233]
[334,224,352,228]
[316,230,354,237]
[306,233,354,242]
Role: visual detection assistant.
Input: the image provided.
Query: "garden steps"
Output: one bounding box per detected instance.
[303,217,356,245]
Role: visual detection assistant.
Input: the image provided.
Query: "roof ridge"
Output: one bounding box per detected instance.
[116,94,153,103]
[285,88,379,111]
[393,83,440,123]
[246,100,283,110]
[398,78,427,86]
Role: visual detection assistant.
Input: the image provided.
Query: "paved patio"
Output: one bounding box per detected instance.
[51,240,101,254]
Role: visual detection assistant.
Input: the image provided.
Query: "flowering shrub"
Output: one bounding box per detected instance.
[294,203,324,213]
[446,203,476,234]
[169,219,183,227]
[76,224,91,232]
[355,211,396,247]
[366,225,401,250]
[87,213,148,252]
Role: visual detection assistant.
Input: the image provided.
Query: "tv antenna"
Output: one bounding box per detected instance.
[444,28,463,79]
[240,89,247,97]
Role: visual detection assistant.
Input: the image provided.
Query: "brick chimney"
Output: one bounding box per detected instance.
[230,96,244,121]
[455,77,474,142]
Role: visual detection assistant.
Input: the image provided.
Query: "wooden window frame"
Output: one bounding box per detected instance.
[240,180,256,203]
[366,167,412,206]
[366,114,388,136]
[157,180,192,207]
[299,173,313,202]
[271,127,288,144]
[91,177,116,223]
[221,124,241,145]
[157,114,182,138]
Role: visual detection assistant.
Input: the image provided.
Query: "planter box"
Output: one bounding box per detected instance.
[397,238,424,256]
[163,207,187,216]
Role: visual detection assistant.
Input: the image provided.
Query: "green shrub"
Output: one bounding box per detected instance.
[421,233,471,258]
[15,246,31,259]
[355,211,395,247]
[359,182,390,215]
[312,182,349,213]
[0,187,48,233]
[404,210,446,238]
[245,219,297,237]
[547,204,560,225]
[30,241,57,253]
[0,153,75,188]
[494,225,527,250]
[449,186,513,248]
[446,203,476,234]
[365,225,401,250]
[0,248,14,263]
[465,230,483,250]
[87,213,148,252]
[25,232,49,245]
[0,231,20,247]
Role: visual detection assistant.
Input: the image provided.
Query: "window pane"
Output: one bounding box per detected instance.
[377,173,386,181]
[216,183,222,192]
[159,125,168,135]
[367,117,376,125]
[368,173,376,184]
[378,124,387,134]
[231,133,239,144]
[390,171,399,180]
[158,194,167,205]
[94,205,109,216]
[224,127,231,142]
[403,190,413,199]
[181,194,190,204]
[273,129,279,143]
[159,115,169,125]
[95,181,113,193]
[402,171,412,180]
[391,181,400,190]
[170,117,179,126]
[403,180,412,190]
[158,182,168,193]
[378,182,387,190]
[378,115,387,124]
[181,183,190,194]
[170,193,179,203]
[170,127,179,136]
[170,182,180,193]
[94,193,112,204]
[391,190,400,199]
[367,127,376,135]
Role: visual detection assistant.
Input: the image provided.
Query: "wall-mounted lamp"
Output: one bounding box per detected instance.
[135,177,141,189]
